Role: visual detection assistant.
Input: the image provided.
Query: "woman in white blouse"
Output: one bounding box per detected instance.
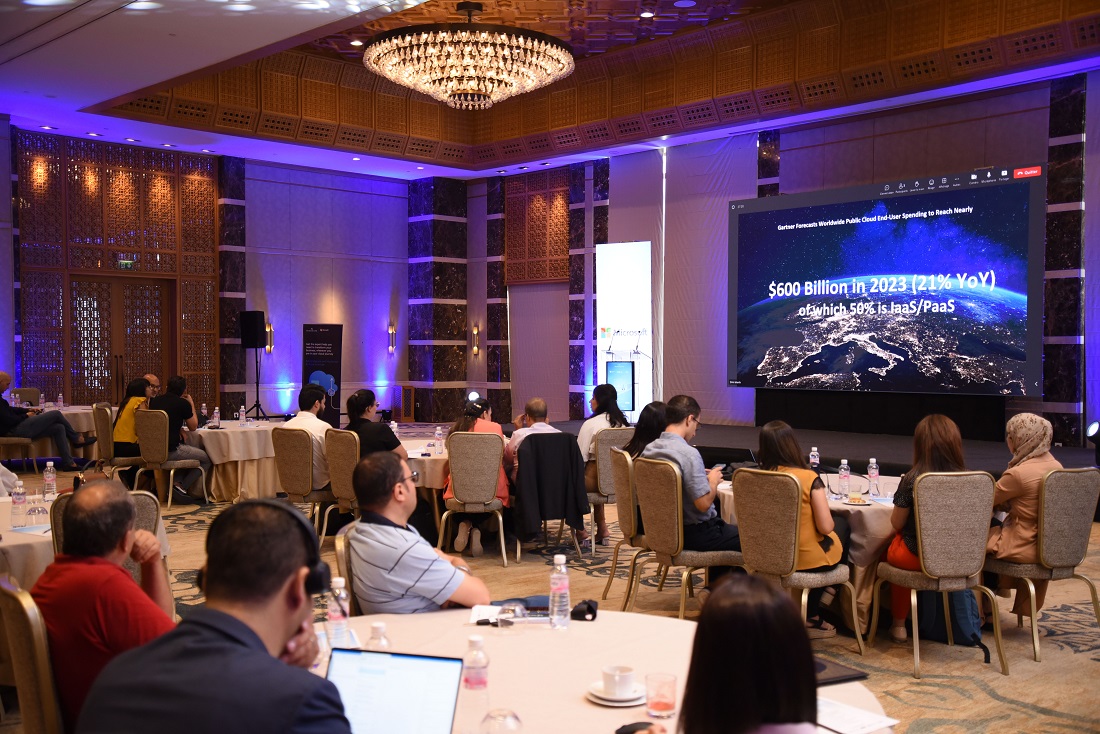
[576,383,629,545]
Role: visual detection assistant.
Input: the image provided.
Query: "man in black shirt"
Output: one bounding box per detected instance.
[149,376,211,505]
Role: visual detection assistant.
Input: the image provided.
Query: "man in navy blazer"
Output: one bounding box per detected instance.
[77,502,351,733]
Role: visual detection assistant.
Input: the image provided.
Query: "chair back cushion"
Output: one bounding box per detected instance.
[913,471,995,579]
[1040,467,1100,569]
[326,429,361,506]
[125,491,162,584]
[133,410,170,464]
[610,448,637,539]
[92,403,115,461]
[48,493,70,556]
[0,577,64,734]
[731,468,801,577]
[334,525,362,617]
[632,458,684,558]
[271,427,315,498]
[446,432,504,505]
[594,428,635,499]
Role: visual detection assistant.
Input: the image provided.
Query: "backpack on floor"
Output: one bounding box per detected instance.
[916,589,990,663]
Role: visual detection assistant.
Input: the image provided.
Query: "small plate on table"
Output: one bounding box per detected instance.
[842,499,871,506]
[586,681,645,706]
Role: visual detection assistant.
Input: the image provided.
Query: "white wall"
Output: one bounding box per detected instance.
[508,282,571,422]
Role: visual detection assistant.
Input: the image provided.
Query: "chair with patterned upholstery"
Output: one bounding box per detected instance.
[271,426,337,545]
[438,432,518,567]
[732,468,864,655]
[869,471,1009,678]
[133,410,208,509]
[983,467,1100,662]
[92,402,143,479]
[51,490,164,586]
[628,457,745,618]
[325,428,361,520]
[0,576,64,734]
[587,427,634,556]
[601,448,653,608]
[334,524,362,617]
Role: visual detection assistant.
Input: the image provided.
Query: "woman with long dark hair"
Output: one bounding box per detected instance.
[442,398,510,556]
[886,413,967,642]
[344,389,407,460]
[756,420,849,638]
[112,377,150,487]
[576,383,630,545]
[622,401,667,458]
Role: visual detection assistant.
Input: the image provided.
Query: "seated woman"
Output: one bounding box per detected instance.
[986,412,1062,618]
[576,383,630,545]
[886,413,966,643]
[112,377,151,486]
[622,401,667,459]
[443,398,510,556]
[757,420,849,639]
[344,389,407,461]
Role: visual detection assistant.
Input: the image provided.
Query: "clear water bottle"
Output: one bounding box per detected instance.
[239,403,247,427]
[549,554,570,630]
[11,481,26,528]
[390,420,399,438]
[435,426,444,454]
[325,577,351,649]
[56,392,63,410]
[43,461,57,502]
[200,403,208,421]
[38,393,45,410]
[462,635,490,690]
[809,446,820,468]
[364,622,391,652]
[839,459,852,501]
[867,458,880,497]
[211,407,220,428]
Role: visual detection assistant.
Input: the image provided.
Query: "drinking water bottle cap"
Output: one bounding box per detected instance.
[811,447,817,452]
[371,622,386,635]
[468,635,484,648]
[46,461,54,467]
[840,459,848,465]
[870,458,876,464]
[554,554,566,565]
[331,577,346,589]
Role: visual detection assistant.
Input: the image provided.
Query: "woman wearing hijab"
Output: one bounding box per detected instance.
[986,413,1063,617]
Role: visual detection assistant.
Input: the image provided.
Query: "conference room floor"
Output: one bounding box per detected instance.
[3,472,1099,732]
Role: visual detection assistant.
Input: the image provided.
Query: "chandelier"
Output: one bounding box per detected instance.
[362,1,575,111]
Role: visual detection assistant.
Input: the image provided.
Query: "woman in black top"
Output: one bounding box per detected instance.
[344,390,407,461]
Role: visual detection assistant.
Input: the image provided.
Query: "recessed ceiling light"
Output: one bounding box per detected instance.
[540,162,551,166]
[349,39,363,46]
[161,143,175,147]
[87,132,102,137]
[518,166,528,170]
[639,10,655,18]
[40,126,56,130]
[352,157,361,161]
[125,138,139,142]
[416,166,424,170]
[496,170,507,174]
[673,0,696,7]
[201,149,214,153]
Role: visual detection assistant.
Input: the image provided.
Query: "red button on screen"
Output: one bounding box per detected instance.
[1013,167,1041,178]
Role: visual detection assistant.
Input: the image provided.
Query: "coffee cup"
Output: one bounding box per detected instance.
[602,665,634,698]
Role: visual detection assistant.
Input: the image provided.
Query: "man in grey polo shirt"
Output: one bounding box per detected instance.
[347,451,491,614]
[640,394,741,558]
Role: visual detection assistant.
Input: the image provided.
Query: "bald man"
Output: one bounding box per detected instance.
[143,373,162,397]
[0,371,96,472]
[503,397,560,481]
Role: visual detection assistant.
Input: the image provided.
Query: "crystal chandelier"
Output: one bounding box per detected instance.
[362,2,575,111]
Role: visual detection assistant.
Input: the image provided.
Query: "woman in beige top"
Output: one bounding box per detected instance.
[986,412,1063,616]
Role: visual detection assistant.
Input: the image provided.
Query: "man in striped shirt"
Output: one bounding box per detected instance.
[347,451,491,614]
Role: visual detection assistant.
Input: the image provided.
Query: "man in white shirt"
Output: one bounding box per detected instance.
[503,397,559,481]
[282,384,331,490]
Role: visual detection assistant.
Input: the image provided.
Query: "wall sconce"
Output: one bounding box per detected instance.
[471,323,480,356]
[265,323,274,353]
[388,323,396,355]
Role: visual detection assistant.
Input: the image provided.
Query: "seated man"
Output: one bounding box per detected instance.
[0,371,96,472]
[149,376,212,505]
[78,501,348,733]
[503,397,559,482]
[283,383,331,490]
[31,480,175,731]
[348,451,490,614]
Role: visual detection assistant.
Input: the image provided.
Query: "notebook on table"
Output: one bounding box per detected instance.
[326,648,463,733]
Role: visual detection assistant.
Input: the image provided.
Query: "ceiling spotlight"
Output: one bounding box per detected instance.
[518,166,528,170]
[87,132,102,137]
[639,10,654,18]
[352,157,360,161]
[496,170,507,174]
[416,166,424,170]
[349,39,363,46]
[540,162,551,166]
[161,143,175,147]
[125,138,139,142]
[40,126,56,130]
[201,149,214,153]
[673,0,696,6]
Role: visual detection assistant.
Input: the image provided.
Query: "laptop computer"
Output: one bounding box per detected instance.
[326,648,464,733]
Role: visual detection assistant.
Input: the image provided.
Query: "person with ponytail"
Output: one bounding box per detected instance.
[576,383,630,545]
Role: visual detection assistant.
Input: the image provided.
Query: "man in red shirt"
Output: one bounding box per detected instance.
[31,480,175,731]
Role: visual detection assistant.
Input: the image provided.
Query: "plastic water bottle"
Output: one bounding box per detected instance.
[239,403,247,427]
[435,426,444,454]
[462,635,489,690]
[364,622,391,652]
[200,403,208,421]
[390,420,399,438]
[56,392,63,410]
[38,393,45,410]
[211,407,220,428]
[839,459,852,501]
[11,481,26,528]
[325,577,351,648]
[867,458,880,497]
[809,446,820,468]
[43,461,57,502]
[550,553,571,630]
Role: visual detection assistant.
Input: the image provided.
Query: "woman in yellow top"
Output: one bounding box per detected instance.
[757,420,850,639]
[112,377,152,486]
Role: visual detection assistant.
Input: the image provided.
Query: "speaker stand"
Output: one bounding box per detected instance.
[246,347,269,419]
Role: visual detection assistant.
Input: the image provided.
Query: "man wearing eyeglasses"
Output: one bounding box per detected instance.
[346,452,490,614]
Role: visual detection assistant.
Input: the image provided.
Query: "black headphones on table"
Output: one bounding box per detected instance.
[196,499,331,596]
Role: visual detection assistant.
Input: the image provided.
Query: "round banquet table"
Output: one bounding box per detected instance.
[402,439,450,528]
[321,609,891,733]
[186,422,281,502]
[0,497,55,591]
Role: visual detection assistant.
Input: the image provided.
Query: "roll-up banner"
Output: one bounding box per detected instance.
[303,324,343,428]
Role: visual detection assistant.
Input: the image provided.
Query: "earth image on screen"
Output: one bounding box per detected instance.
[736,275,1027,394]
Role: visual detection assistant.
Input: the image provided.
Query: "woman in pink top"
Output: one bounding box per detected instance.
[443,398,510,556]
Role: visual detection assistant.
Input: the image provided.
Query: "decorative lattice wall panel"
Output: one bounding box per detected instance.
[504,167,570,284]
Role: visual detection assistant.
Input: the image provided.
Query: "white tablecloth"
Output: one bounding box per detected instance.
[0,497,55,590]
[186,422,281,502]
[323,609,890,733]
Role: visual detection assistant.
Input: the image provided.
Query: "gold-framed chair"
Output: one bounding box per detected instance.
[601,448,654,609]
[334,524,363,617]
[982,467,1100,662]
[51,490,165,586]
[587,427,634,556]
[271,426,337,545]
[0,576,64,734]
[438,432,518,567]
[325,428,361,520]
[731,468,865,655]
[133,410,208,509]
[0,436,36,474]
[869,471,1009,678]
[92,402,144,478]
[628,457,745,618]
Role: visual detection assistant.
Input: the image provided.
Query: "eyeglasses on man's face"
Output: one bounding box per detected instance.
[403,471,420,484]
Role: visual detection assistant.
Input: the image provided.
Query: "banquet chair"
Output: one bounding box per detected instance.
[628,458,745,619]
[133,410,209,509]
[439,432,518,567]
[731,468,864,655]
[601,448,654,609]
[334,524,362,617]
[587,427,634,556]
[92,402,144,479]
[982,467,1100,663]
[51,490,165,586]
[0,576,64,734]
[10,388,41,407]
[271,427,337,545]
[0,436,36,474]
[869,471,1009,678]
[326,428,361,522]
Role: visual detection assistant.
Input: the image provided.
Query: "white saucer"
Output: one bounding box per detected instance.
[588,681,645,703]
[843,500,871,506]
[585,691,645,707]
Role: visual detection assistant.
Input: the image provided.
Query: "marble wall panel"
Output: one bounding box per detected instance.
[218,203,245,248]
[487,302,508,341]
[569,299,584,340]
[487,388,512,425]
[1046,142,1084,205]
[220,343,246,384]
[408,345,433,381]
[413,387,467,423]
[569,209,585,251]
[569,391,584,420]
[434,178,468,218]
[1043,278,1083,337]
[408,178,433,218]
[430,220,468,258]
[758,183,780,197]
[219,390,247,415]
[408,261,467,300]
[409,219,433,258]
[1042,343,1082,403]
[219,296,244,340]
[431,345,467,382]
[1044,210,1083,271]
[569,162,586,205]
[218,157,245,201]
[486,218,505,257]
[593,206,608,245]
[569,344,585,385]
[486,261,506,299]
[487,344,510,383]
[1049,74,1086,138]
[569,254,585,295]
[758,130,780,179]
[219,250,246,293]
[486,177,504,216]
[421,303,468,340]
[593,160,610,202]
[1044,412,1081,446]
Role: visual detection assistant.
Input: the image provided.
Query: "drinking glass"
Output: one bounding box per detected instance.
[480,709,522,733]
[645,673,677,718]
[496,601,527,633]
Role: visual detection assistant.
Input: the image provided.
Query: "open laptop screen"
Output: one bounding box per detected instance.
[326,648,463,733]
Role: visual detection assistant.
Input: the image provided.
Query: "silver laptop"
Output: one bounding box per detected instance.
[326,648,463,733]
